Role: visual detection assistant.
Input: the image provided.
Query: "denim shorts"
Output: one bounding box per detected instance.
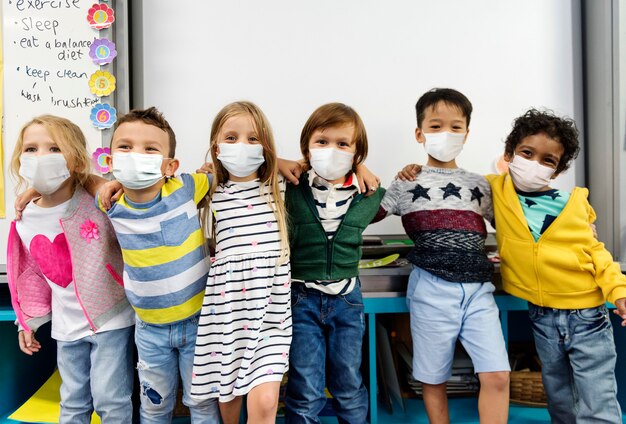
[407,266,510,384]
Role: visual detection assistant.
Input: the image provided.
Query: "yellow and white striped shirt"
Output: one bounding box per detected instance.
[99,173,210,324]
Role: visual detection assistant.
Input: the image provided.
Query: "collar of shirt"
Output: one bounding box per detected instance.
[307,170,361,193]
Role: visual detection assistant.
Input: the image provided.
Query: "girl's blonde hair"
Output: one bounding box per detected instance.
[204,101,290,263]
[10,115,91,193]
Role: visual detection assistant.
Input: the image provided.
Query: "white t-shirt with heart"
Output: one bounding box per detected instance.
[16,199,132,341]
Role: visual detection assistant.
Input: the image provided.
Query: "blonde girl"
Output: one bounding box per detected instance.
[190,102,291,424]
[7,115,135,423]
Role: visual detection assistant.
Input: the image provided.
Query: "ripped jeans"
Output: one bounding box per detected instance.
[135,314,219,424]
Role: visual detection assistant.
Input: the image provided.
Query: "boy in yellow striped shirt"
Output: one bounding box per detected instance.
[97,107,219,423]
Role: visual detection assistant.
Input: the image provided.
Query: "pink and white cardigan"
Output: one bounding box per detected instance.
[6,187,130,333]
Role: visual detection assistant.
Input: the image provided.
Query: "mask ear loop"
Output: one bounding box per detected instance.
[162,158,173,180]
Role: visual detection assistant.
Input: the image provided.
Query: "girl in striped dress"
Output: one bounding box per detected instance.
[191,101,291,424]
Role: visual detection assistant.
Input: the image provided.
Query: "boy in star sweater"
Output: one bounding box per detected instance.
[374,88,510,424]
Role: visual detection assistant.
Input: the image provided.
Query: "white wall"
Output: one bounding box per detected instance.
[137,0,582,235]
[1,0,115,261]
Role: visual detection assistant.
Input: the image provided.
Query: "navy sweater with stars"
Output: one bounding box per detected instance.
[374,166,494,283]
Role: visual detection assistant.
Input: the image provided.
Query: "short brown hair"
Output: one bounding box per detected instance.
[300,103,368,171]
[114,107,177,157]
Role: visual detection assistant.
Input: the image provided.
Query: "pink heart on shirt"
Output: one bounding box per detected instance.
[29,234,72,288]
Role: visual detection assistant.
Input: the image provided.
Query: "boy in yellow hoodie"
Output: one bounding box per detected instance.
[487,108,626,422]
[400,108,626,422]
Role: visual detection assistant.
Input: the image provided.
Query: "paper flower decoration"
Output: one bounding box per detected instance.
[92,147,112,174]
[88,70,116,96]
[494,154,509,174]
[87,3,115,30]
[80,219,100,243]
[89,38,117,65]
[90,103,117,129]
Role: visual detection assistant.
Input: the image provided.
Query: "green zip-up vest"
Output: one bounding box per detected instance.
[285,173,385,281]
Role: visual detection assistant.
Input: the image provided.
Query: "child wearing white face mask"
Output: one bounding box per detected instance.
[398,107,626,422]
[7,115,135,423]
[283,103,385,423]
[96,107,220,423]
[487,109,626,422]
[377,88,511,424]
[190,101,291,424]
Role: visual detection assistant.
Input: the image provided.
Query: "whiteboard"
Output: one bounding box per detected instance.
[1,0,128,261]
[135,0,583,236]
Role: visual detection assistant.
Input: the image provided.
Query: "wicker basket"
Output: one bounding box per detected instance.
[510,371,548,407]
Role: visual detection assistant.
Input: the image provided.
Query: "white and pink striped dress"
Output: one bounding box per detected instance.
[191,179,291,402]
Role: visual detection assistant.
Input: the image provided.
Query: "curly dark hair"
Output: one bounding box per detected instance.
[504,108,580,174]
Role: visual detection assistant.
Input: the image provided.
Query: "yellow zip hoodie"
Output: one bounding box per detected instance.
[486,173,626,308]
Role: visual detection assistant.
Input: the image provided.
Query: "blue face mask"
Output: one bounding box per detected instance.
[112,152,165,189]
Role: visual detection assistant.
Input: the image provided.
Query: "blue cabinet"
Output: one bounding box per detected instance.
[363,295,626,424]
[0,305,57,423]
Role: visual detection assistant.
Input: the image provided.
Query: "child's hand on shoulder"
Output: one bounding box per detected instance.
[98,180,124,210]
[356,164,380,197]
[14,188,40,220]
[614,298,626,327]
[396,164,422,181]
[196,162,214,175]
[18,330,41,355]
[278,158,306,185]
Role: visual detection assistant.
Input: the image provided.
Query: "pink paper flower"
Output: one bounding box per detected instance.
[80,220,100,243]
[92,147,112,173]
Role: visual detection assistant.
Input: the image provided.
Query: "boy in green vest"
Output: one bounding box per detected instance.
[284,103,384,423]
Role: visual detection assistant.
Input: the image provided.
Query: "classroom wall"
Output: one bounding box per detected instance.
[132,0,584,236]
[0,0,130,261]
[1,0,584,247]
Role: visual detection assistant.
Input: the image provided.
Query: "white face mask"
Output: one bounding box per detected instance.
[422,131,466,162]
[19,154,71,195]
[217,143,265,178]
[309,148,355,182]
[507,155,555,192]
[112,152,165,190]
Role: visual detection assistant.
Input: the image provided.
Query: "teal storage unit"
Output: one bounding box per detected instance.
[0,306,56,422]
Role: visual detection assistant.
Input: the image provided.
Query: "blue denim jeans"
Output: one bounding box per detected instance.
[529,303,622,423]
[285,282,368,424]
[135,314,219,424]
[56,326,134,424]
